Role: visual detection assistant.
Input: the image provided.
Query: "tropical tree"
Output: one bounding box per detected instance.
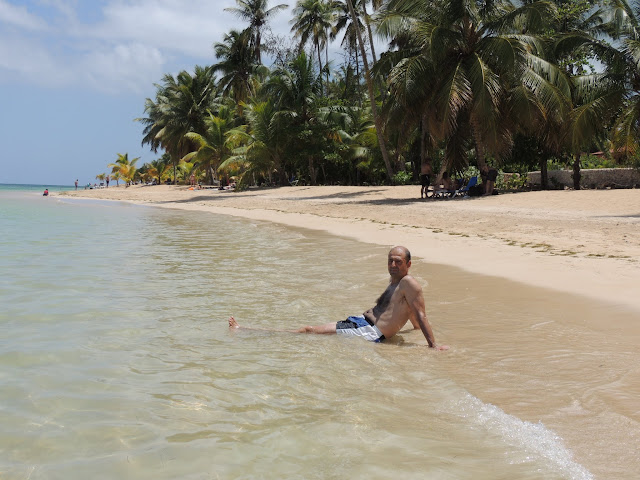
[290,0,336,92]
[222,100,290,186]
[333,0,380,65]
[549,0,625,189]
[225,0,290,64]
[213,29,267,110]
[600,0,640,163]
[262,52,325,184]
[137,66,217,183]
[183,105,237,185]
[345,0,394,181]
[331,0,367,95]
[140,154,172,184]
[108,153,140,185]
[377,0,569,177]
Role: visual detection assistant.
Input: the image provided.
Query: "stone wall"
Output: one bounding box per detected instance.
[527,168,640,189]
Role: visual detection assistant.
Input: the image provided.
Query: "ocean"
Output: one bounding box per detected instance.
[1,184,637,479]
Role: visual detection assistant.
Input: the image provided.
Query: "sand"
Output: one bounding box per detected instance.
[59,184,640,312]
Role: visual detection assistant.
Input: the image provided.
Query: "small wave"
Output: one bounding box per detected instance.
[453,393,593,480]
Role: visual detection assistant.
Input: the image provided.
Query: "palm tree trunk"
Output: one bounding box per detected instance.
[172,157,177,185]
[540,157,548,190]
[572,153,581,190]
[354,47,362,107]
[395,127,408,171]
[345,0,394,182]
[256,30,262,64]
[420,114,431,170]
[470,119,489,174]
[317,43,323,85]
[309,156,317,185]
[362,3,377,64]
[325,33,330,95]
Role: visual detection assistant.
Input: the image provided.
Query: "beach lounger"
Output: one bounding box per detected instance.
[430,187,455,199]
[451,176,478,198]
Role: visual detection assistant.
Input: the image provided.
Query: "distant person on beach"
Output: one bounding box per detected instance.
[484,168,498,196]
[420,162,432,199]
[190,173,196,186]
[480,167,498,196]
[436,171,455,196]
[75,179,78,190]
[106,175,110,188]
[229,246,448,350]
[43,188,49,196]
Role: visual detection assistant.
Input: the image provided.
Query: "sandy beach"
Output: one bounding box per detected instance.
[60,184,640,313]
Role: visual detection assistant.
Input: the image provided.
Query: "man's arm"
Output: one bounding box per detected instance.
[401,277,442,349]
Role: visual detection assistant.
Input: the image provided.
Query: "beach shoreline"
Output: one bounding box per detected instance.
[59,184,640,312]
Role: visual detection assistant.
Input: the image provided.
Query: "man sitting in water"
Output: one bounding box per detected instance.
[229,246,448,350]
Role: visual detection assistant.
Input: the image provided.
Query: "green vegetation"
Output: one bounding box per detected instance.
[104,0,640,189]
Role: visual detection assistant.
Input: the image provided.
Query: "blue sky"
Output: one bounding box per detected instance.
[0,0,300,186]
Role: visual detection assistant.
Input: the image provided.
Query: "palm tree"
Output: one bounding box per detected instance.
[377,0,567,175]
[333,0,380,64]
[344,0,395,181]
[262,52,325,184]
[222,100,290,186]
[600,0,640,163]
[137,66,217,183]
[183,105,237,185]
[225,0,290,64]
[108,153,140,186]
[331,0,367,95]
[549,1,627,189]
[142,155,172,184]
[290,0,336,92]
[213,29,268,112]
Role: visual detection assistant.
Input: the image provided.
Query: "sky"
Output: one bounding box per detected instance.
[0,0,305,186]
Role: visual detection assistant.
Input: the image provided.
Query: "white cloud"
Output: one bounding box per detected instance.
[0,0,48,30]
[0,0,297,93]
[90,0,274,58]
[0,32,73,86]
[80,42,165,94]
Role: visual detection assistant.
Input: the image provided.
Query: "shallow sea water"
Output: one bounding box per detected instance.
[1,186,638,479]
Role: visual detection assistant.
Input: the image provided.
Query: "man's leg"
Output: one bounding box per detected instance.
[296,323,337,334]
[229,316,336,335]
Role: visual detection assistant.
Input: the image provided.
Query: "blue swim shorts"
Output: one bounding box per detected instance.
[336,315,385,343]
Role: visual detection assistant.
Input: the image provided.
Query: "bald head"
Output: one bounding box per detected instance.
[389,246,411,263]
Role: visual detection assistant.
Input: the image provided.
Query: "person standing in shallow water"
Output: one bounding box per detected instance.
[229,246,448,350]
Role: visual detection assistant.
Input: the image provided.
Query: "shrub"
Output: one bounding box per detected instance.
[393,170,413,185]
[497,172,528,191]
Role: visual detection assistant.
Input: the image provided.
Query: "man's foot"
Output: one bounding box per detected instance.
[228,316,240,329]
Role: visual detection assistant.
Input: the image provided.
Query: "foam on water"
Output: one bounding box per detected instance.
[451,393,593,480]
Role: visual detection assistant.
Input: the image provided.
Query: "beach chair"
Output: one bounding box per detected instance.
[451,176,478,198]
[430,186,455,199]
